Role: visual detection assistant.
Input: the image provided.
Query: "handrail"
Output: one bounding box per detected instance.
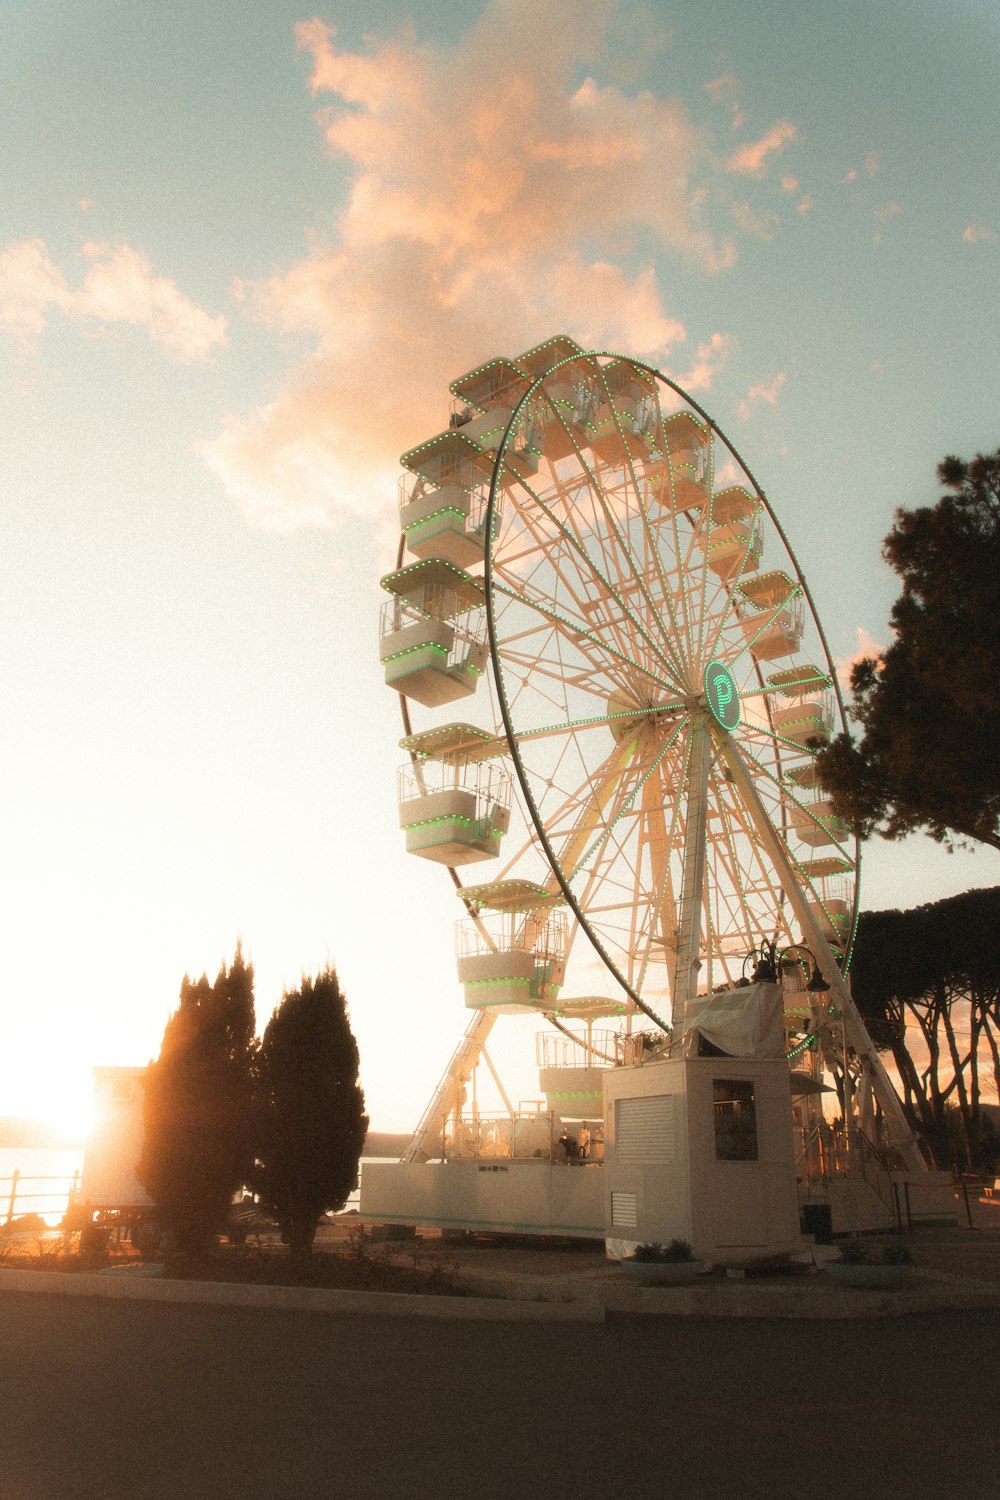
[3,1170,81,1225]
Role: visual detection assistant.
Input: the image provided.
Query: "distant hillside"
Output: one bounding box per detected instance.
[0,1117,85,1150]
[363,1131,409,1158]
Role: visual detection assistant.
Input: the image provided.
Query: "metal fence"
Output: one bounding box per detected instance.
[2,1171,80,1226]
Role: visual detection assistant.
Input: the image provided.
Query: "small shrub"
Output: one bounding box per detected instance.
[631,1241,665,1262]
[881,1242,913,1266]
[838,1240,872,1265]
[632,1238,694,1264]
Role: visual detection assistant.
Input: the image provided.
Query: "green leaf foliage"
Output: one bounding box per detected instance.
[816,449,1000,852]
[253,967,368,1258]
[138,946,257,1253]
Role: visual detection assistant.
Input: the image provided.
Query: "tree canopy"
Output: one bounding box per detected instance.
[138,946,257,1253]
[817,449,1000,852]
[253,967,368,1259]
[851,886,1000,1169]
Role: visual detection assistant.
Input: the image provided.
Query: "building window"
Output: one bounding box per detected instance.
[713,1079,758,1161]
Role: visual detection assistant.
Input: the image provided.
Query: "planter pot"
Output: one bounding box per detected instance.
[622,1259,705,1287]
[825,1263,914,1290]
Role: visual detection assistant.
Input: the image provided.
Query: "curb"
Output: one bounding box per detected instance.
[449,1267,1000,1320]
[3,1265,998,1323]
[0,1267,602,1323]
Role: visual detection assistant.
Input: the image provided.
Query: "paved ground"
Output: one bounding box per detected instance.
[371,1215,1000,1289]
[1,1292,999,1500]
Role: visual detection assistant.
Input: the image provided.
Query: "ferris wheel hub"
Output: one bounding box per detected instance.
[607,688,681,745]
[703,659,742,731]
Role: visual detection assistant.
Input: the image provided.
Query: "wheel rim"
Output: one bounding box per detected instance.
[483,351,860,1029]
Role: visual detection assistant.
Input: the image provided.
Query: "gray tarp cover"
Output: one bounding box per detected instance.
[681,983,786,1058]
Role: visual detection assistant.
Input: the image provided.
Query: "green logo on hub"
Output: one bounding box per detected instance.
[705,660,740,731]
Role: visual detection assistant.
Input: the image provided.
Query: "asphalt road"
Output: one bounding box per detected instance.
[1,1294,998,1500]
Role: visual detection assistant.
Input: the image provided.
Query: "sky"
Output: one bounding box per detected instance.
[1,0,998,1135]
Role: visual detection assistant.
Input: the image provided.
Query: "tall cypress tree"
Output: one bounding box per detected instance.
[254,967,368,1260]
[139,945,257,1253]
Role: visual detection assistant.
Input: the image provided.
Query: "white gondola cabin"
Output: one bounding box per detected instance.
[399,430,494,567]
[587,360,659,466]
[796,859,854,948]
[738,571,804,661]
[641,409,712,507]
[700,486,764,580]
[767,664,835,746]
[516,336,593,462]
[791,795,849,849]
[397,759,512,866]
[379,558,487,707]
[449,356,543,477]
[455,908,567,1013]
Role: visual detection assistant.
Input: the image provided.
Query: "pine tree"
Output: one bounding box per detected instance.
[138,946,257,1254]
[817,449,1000,851]
[254,967,368,1259]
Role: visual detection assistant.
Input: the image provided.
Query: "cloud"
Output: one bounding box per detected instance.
[705,72,745,130]
[780,176,798,194]
[835,626,883,691]
[963,223,995,244]
[671,332,736,392]
[0,238,71,342]
[732,200,781,240]
[0,237,226,362]
[727,121,797,178]
[843,151,880,184]
[737,371,786,421]
[873,202,904,243]
[75,243,227,362]
[206,5,742,533]
[796,195,814,215]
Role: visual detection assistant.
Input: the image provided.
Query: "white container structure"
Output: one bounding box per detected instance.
[699,485,764,581]
[738,570,805,661]
[397,758,512,866]
[80,1067,154,1212]
[379,558,487,707]
[604,1055,803,1262]
[455,908,567,1013]
[398,429,494,568]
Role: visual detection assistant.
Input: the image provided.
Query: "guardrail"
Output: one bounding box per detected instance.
[2,1171,80,1226]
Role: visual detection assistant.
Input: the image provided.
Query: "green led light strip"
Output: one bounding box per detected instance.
[383,641,449,664]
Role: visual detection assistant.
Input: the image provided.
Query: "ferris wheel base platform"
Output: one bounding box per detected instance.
[359,1159,606,1240]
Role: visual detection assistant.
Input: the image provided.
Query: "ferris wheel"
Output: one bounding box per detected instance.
[378,337,919,1167]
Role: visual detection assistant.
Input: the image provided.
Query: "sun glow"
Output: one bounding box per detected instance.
[2,1066,96,1145]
